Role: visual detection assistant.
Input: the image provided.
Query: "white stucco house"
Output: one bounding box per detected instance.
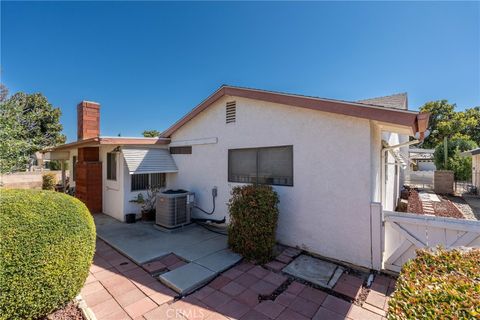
[462,147,480,194]
[45,85,429,270]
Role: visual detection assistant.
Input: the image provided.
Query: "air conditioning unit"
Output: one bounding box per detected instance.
[156,190,194,229]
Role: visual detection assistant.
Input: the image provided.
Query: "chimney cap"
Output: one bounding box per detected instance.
[78,100,100,105]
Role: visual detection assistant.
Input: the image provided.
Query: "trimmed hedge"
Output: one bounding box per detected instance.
[228,185,279,264]
[388,248,480,319]
[42,173,56,190]
[0,189,96,320]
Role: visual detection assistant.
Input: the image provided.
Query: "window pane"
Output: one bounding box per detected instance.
[107,154,111,180]
[131,173,149,191]
[228,149,257,183]
[107,153,117,181]
[170,146,192,154]
[258,146,293,186]
[151,173,166,188]
[72,156,77,181]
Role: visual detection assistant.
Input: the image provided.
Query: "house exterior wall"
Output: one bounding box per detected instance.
[168,95,375,268]
[472,154,480,191]
[417,160,436,171]
[382,132,401,212]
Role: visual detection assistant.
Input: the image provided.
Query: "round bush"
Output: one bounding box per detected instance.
[42,173,56,190]
[228,185,279,264]
[388,248,480,319]
[0,189,96,320]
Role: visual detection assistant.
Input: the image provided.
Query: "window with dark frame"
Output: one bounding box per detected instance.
[170,146,192,154]
[72,156,77,181]
[131,173,166,191]
[106,152,117,181]
[228,146,293,186]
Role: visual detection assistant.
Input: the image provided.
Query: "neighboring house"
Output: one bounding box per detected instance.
[45,86,428,269]
[408,148,436,171]
[462,148,480,193]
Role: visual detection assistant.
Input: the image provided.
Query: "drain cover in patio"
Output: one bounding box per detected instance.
[283,254,345,289]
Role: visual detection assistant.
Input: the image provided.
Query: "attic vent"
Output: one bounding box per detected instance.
[226,101,236,124]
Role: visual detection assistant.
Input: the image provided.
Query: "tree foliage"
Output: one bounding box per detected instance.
[142,129,160,137]
[0,84,8,102]
[420,100,480,148]
[433,138,477,181]
[0,90,66,173]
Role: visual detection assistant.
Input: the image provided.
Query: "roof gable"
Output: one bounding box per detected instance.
[161,86,427,138]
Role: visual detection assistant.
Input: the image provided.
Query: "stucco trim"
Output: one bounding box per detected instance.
[161,85,429,138]
[44,137,170,152]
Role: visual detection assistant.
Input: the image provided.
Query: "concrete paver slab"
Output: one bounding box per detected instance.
[283,255,345,289]
[158,262,216,295]
[194,249,242,273]
[174,235,228,261]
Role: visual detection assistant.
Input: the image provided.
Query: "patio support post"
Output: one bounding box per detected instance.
[61,160,66,191]
[370,202,383,270]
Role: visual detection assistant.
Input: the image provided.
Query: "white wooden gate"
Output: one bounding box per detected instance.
[383,211,480,272]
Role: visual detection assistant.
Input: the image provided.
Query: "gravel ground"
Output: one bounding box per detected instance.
[446,195,478,220]
[42,301,84,320]
[407,190,465,219]
[407,190,423,214]
[433,197,464,219]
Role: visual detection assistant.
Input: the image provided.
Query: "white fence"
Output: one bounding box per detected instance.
[383,210,480,272]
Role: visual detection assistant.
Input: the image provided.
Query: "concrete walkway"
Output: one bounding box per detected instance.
[81,239,395,319]
[95,214,227,264]
[463,195,480,220]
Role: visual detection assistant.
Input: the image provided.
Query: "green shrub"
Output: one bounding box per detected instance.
[0,189,96,319]
[42,172,56,190]
[228,185,279,264]
[388,248,480,319]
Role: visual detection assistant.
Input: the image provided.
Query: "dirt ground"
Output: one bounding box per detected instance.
[42,301,84,320]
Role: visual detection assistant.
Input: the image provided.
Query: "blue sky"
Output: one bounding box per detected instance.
[2,1,479,142]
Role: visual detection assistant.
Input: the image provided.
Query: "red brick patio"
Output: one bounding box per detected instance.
[82,239,395,319]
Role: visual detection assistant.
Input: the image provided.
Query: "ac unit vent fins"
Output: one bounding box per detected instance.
[226,101,236,124]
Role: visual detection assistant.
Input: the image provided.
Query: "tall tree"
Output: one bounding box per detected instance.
[419,100,480,148]
[142,130,160,138]
[0,91,66,173]
[0,84,8,102]
[419,100,456,148]
[433,138,477,181]
[462,106,480,144]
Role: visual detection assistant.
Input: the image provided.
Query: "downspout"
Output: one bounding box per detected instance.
[380,139,420,206]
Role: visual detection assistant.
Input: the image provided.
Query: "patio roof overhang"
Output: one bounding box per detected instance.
[42,136,171,153]
[461,148,480,157]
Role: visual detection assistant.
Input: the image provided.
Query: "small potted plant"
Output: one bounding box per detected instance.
[130,185,160,221]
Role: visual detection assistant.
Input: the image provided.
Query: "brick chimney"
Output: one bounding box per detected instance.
[77,101,100,140]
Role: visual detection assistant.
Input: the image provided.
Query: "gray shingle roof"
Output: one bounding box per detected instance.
[357,93,408,110]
